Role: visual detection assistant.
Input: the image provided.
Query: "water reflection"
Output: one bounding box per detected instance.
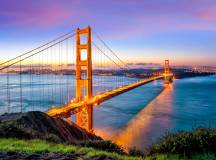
[93,80,164,141]
[94,76,216,151]
[114,84,174,151]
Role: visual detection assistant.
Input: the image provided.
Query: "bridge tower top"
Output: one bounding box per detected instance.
[76,26,92,101]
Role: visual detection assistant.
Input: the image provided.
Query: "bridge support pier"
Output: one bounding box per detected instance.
[164,76,173,84]
[77,104,93,132]
[75,26,93,132]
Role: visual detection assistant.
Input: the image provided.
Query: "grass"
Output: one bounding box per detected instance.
[0,138,76,154]
[0,138,215,160]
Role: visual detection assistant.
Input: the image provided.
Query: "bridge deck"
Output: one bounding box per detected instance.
[47,76,163,118]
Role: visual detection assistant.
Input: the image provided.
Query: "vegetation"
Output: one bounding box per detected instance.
[80,140,125,154]
[1,112,216,159]
[0,138,137,159]
[150,128,216,155]
[128,147,145,157]
[0,138,216,159]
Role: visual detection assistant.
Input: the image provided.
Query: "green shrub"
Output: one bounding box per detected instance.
[149,128,216,155]
[80,140,125,155]
[128,147,144,157]
[1,138,216,159]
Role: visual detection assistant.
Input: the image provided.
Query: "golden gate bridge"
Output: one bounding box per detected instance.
[0,26,173,132]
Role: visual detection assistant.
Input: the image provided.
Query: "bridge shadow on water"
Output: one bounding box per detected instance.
[93,80,173,150]
[113,84,174,151]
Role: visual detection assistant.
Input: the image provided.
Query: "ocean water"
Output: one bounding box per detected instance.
[0,75,138,113]
[0,74,216,150]
[93,75,216,150]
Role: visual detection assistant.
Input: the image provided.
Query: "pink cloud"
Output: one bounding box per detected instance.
[17,7,71,27]
[0,2,73,28]
[1,0,216,38]
[197,10,216,20]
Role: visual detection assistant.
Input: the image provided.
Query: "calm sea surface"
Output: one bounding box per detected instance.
[0,75,216,150]
[93,75,216,150]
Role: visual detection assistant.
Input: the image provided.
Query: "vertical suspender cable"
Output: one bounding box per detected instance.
[6,62,10,113]
[66,39,69,103]
[20,57,23,112]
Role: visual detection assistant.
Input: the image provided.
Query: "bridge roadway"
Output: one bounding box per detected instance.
[47,75,164,118]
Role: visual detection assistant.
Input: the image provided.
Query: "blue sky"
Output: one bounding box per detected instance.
[0,0,216,66]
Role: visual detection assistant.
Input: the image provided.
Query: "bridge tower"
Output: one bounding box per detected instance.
[164,60,170,75]
[164,60,173,84]
[75,26,93,132]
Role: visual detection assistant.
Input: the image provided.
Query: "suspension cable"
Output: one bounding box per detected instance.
[0,33,76,71]
[0,30,75,66]
[92,30,131,70]
[92,42,125,70]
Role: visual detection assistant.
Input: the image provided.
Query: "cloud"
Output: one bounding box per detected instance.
[127,62,162,69]
[0,1,73,28]
[1,0,216,39]
[197,10,216,20]
[75,0,216,41]
[1,0,216,66]
[1,0,216,35]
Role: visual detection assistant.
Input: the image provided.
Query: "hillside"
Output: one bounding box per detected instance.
[0,138,215,160]
[0,111,101,144]
[1,112,216,159]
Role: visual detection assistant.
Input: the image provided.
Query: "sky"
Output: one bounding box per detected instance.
[0,0,216,66]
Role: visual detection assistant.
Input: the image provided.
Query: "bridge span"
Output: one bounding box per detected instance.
[0,26,173,132]
[47,75,164,118]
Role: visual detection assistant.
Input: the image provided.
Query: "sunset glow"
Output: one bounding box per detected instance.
[1,0,216,66]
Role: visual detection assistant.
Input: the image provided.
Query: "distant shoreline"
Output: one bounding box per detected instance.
[1,68,215,80]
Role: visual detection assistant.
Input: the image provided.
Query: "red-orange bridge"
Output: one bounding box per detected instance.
[0,26,173,132]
